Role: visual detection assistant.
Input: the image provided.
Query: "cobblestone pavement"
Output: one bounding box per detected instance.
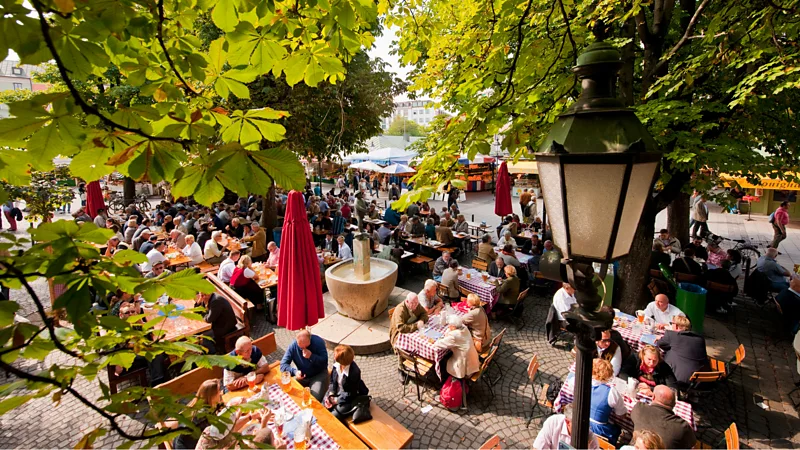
[1,191,799,448]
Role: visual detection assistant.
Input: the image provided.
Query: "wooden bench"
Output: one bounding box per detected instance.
[206,273,253,353]
[345,403,414,449]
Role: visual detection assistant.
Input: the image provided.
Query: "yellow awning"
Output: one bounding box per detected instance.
[720,173,800,191]
[507,161,538,174]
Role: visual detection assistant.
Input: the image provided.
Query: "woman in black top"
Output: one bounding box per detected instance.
[621,345,678,396]
[324,344,369,421]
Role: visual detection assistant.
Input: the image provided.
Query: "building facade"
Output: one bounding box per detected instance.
[0,60,48,118]
[381,99,448,129]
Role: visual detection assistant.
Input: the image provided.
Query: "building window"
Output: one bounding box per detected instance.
[12,83,23,90]
[11,67,23,76]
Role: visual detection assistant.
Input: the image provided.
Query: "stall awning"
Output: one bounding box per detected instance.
[720,173,800,191]
[507,160,538,174]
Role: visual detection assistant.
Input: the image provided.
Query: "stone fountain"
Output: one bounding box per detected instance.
[324,233,398,320]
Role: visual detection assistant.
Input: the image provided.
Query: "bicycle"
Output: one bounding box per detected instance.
[135,194,152,212]
[107,192,126,214]
[706,233,761,266]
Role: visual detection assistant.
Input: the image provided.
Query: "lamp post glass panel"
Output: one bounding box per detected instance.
[535,41,661,448]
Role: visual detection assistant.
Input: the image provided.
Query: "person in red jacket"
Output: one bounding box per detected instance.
[771,201,791,250]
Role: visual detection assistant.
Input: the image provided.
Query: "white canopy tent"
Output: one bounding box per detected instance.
[349,161,384,171]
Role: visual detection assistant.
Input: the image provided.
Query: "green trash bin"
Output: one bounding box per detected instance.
[675,282,707,334]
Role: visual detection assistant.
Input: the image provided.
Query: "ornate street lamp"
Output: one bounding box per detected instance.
[536,41,661,448]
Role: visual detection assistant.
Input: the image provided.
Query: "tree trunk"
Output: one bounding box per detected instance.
[619,16,636,107]
[667,192,690,247]
[261,183,277,242]
[615,213,657,313]
[122,178,136,206]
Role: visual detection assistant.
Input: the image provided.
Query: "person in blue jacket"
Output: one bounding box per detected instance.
[280,329,329,401]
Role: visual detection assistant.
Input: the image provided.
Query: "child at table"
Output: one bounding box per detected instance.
[588,359,627,445]
[324,344,370,421]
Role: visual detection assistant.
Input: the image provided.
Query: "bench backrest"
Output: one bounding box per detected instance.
[206,273,252,332]
[155,366,224,397]
[252,332,277,356]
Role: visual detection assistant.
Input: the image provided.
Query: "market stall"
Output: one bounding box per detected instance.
[457,155,495,192]
[720,173,799,216]
[506,160,541,198]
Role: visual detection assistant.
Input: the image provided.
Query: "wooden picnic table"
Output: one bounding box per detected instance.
[164,251,193,268]
[373,244,414,260]
[402,236,456,254]
[223,362,368,450]
[252,263,279,289]
[143,299,211,341]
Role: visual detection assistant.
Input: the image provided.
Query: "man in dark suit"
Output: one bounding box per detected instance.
[488,256,506,279]
[632,386,696,449]
[657,315,709,387]
[195,292,238,354]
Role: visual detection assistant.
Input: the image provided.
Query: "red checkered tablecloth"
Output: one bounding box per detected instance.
[264,383,339,450]
[394,310,466,380]
[458,268,499,308]
[553,375,695,432]
[613,318,664,354]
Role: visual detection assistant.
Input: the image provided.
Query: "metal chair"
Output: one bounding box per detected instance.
[479,435,502,450]
[466,345,499,410]
[523,353,551,427]
[510,288,529,330]
[397,348,435,404]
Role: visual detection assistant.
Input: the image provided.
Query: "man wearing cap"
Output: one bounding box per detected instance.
[242,222,267,262]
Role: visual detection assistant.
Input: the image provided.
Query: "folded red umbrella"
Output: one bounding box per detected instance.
[277,190,325,330]
[86,180,106,219]
[494,161,512,217]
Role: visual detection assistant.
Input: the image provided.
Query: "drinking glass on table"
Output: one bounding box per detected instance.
[302,387,312,408]
[281,371,291,392]
[294,431,307,450]
[636,310,645,323]
[247,372,257,391]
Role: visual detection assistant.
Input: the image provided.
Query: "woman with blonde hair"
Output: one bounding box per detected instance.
[621,345,678,396]
[621,430,665,450]
[165,379,253,449]
[182,234,204,266]
[461,293,491,353]
[587,359,626,445]
[229,254,263,305]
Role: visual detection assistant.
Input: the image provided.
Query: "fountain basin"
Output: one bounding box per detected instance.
[325,258,399,320]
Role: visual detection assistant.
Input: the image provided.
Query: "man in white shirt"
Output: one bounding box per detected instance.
[223,336,270,391]
[218,250,241,283]
[644,293,685,328]
[498,231,518,250]
[533,403,599,450]
[143,241,168,272]
[204,231,226,264]
[553,283,577,321]
[337,236,352,259]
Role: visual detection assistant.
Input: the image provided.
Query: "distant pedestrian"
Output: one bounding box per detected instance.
[691,196,709,239]
[770,201,790,250]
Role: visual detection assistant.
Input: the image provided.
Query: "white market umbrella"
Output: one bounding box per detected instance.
[367,147,417,162]
[350,161,384,171]
[381,163,416,174]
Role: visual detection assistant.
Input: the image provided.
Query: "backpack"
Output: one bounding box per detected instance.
[440,376,463,410]
[546,380,563,404]
[769,211,775,224]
